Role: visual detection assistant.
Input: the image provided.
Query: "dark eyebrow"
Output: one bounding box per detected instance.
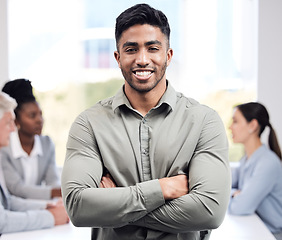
[122,40,162,49]
[122,41,138,49]
[145,40,162,46]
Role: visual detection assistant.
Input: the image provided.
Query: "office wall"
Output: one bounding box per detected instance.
[0,0,8,87]
[257,0,282,144]
[1,0,282,144]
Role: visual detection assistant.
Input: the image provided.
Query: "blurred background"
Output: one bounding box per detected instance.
[1,0,281,166]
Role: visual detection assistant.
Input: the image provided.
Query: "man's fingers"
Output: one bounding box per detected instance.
[100,175,116,188]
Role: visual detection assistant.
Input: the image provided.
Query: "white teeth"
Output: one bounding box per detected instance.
[135,71,151,76]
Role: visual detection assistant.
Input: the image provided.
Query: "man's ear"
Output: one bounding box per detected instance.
[114,51,121,68]
[166,48,173,67]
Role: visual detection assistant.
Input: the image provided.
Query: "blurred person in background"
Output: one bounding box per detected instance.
[229,102,282,240]
[0,92,69,234]
[1,79,61,200]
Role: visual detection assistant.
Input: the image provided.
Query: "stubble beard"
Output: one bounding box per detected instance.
[121,62,168,93]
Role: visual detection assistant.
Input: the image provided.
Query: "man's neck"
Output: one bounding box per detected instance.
[124,82,167,116]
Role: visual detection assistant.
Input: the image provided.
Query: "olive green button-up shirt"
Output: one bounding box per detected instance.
[61,82,231,240]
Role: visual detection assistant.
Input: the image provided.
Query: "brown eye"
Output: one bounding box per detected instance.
[149,46,159,51]
[28,112,37,119]
[125,48,137,53]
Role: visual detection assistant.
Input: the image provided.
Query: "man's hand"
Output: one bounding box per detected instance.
[99,173,188,201]
[46,198,69,225]
[100,173,116,188]
[159,175,189,200]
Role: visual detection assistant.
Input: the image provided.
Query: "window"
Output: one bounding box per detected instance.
[8,0,256,165]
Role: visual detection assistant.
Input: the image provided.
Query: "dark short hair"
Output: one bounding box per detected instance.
[115,3,170,50]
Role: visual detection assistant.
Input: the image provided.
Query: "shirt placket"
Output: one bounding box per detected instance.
[140,117,152,181]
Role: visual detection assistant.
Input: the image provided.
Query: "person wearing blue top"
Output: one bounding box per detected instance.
[229,102,282,240]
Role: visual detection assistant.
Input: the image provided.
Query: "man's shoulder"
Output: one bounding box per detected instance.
[177,92,215,114]
[78,96,115,120]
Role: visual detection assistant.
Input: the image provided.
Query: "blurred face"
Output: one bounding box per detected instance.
[229,108,251,144]
[0,111,16,147]
[114,24,173,94]
[16,102,44,137]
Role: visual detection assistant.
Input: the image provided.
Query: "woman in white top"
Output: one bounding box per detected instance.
[0,92,69,234]
[1,79,61,200]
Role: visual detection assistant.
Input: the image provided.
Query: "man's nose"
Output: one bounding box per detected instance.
[135,49,150,67]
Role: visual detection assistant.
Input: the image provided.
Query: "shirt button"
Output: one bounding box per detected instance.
[142,149,149,155]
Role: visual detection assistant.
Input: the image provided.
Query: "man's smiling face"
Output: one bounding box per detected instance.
[114,24,173,94]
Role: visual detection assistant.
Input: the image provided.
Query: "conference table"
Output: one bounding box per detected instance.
[1,213,276,240]
[210,213,276,240]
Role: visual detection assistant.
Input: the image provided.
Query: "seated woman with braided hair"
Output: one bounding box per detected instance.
[0,92,69,234]
[1,79,61,200]
[229,102,282,240]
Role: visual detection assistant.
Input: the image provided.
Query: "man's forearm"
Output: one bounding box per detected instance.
[99,174,191,232]
[63,178,165,228]
[100,174,189,200]
[130,189,227,234]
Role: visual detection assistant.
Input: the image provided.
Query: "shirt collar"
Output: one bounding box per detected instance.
[10,131,43,159]
[112,80,177,113]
